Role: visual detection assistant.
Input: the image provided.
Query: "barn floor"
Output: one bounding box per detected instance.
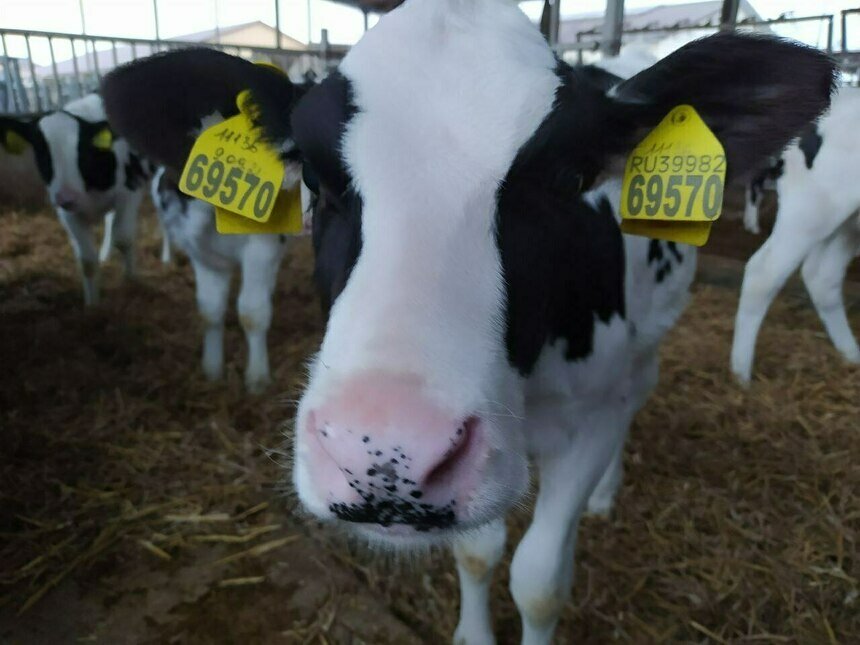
[1,205,858,644]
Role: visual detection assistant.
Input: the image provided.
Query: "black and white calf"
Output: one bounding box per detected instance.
[103,51,313,391]
[102,3,835,641]
[0,94,151,305]
[732,87,860,384]
[149,168,292,392]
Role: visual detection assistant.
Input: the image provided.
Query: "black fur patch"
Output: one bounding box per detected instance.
[124,153,147,190]
[0,117,53,184]
[612,33,836,181]
[292,72,362,315]
[102,48,301,173]
[60,112,117,192]
[798,123,823,169]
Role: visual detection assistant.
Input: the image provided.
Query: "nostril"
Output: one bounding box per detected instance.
[423,416,480,490]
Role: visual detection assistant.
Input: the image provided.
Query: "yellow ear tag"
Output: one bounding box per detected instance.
[215,185,304,234]
[180,90,285,224]
[620,105,726,247]
[91,128,113,151]
[3,130,30,155]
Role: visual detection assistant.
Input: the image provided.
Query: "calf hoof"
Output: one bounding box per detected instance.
[585,494,615,518]
[245,373,271,394]
[202,362,224,382]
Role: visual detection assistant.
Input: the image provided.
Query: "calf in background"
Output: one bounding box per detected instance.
[150,167,292,392]
[732,87,860,384]
[0,94,150,305]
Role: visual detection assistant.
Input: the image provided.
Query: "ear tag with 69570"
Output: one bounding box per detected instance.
[180,90,285,224]
[620,105,726,247]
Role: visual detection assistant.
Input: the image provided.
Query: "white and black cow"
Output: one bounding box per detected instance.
[0,94,151,305]
[102,50,314,392]
[149,168,293,392]
[101,1,835,641]
[733,86,860,384]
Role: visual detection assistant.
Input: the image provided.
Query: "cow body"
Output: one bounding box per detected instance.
[101,6,835,641]
[0,94,151,305]
[732,87,860,384]
[151,168,291,391]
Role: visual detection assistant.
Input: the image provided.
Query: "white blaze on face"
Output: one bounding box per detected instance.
[303,0,561,415]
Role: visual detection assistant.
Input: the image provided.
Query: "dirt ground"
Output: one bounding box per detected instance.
[1,204,858,644]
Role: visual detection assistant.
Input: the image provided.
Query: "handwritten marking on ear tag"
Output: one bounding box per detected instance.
[620,105,726,247]
[180,90,285,223]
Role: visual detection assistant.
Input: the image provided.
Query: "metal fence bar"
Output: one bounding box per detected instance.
[0,26,334,116]
[1,32,18,113]
[48,36,61,109]
[23,34,43,112]
[70,38,85,98]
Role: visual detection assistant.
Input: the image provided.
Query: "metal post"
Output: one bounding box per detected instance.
[307,0,313,45]
[70,38,84,98]
[826,15,834,54]
[48,36,61,108]
[274,0,282,49]
[153,0,161,42]
[363,9,369,32]
[1,33,20,112]
[214,0,221,44]
[842,10,849,52]
[719,0,740,32]
[320,28,329,64]
[549,0,561,47]
[24,34,43,112]
[601,0,624,57]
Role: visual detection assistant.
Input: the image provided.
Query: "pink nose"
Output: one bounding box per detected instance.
[55,186,82,211]
[303,375,487,531]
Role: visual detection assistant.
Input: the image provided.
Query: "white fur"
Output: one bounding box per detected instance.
[36,94,149,305]
[151,167,291,391]
[732,87,860,384]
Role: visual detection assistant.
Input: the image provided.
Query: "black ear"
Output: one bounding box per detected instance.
[610,33,837,181]
[0,117,38,155]
[290,71,356,198]
[101,48,302,173]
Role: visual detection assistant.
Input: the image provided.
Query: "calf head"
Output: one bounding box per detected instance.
[289,1,836,545]
[102,1,837,547]
[1,95,118,217]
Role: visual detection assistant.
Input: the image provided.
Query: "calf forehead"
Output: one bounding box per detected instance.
[338,0,560,203]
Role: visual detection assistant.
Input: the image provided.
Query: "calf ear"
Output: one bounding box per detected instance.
[609,33,837,181]
[0,117,37,155]
[101,48,301,173]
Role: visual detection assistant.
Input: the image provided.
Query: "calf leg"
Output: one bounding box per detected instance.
[57,208,100,306]
[192,260,232,381]
[586,350,658,517]
[111,190,144,279]
[160,229,172,264]
[510,409,630,645]
[99,211,115,263]
[452,519,507,645]
[237,236,286,392]
[731,198,847,384]
[801,218,860,364]
[743,185,761,235]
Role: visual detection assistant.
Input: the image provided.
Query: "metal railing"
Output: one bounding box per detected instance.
[0,27,344,117]
[565,13,839,65]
